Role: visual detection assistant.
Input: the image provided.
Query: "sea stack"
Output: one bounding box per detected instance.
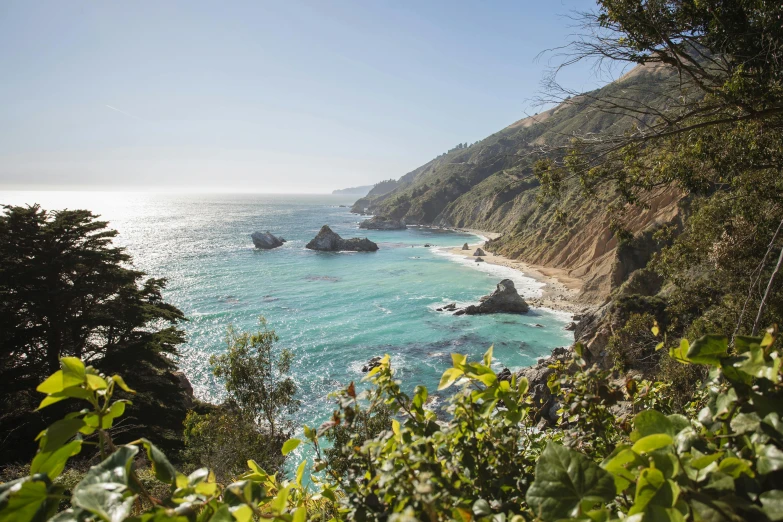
[359,216,407,230]
[473,248,486,256]
[251,231,285,249]
[462,243,470,250]
[452,279,530,315]
[306,225,379,252]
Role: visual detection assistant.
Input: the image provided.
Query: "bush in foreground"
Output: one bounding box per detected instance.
[2,326,783,521]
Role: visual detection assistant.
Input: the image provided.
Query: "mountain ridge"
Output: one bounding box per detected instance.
[353,64,682,305]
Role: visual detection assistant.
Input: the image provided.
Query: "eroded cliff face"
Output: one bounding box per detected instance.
[355,64,683,304]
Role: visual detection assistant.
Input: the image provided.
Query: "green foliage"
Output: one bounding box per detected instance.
[182,320,299,483]
[0,205,187,464]
[4,325,783,521]
[210,320,299,436]
[0,205,186,384]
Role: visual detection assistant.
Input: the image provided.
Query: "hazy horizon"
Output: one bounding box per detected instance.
[1,0,607,193]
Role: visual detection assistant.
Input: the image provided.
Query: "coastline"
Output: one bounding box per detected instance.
[446,229,587,316]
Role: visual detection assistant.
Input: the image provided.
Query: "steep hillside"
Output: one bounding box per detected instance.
[355,64,683,304]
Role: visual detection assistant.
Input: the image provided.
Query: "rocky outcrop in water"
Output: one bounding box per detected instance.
[306,225,379,252]
[452,279,529,315]
[462,243,470,250]
[251,231,286,249]
[362,356,383,372]
[436,303,457,312]
[473,248,486,256]
[475,257,484,263]
[359,216,407,230]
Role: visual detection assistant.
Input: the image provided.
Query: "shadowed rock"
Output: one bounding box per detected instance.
[251,231,285,249]
[359,216,407,230]
[306,225,378,252]
[473,248,486,256]
[452,279,529,315]
[362,356,382,372]
[462,243,470,250]
[475,257,484,263]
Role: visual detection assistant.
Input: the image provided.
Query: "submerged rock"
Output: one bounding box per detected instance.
[473,248,486,256]
[436,303,457,312]
[462,243,470,250]
[452,279,530,315]
[251,230,285,249]
[424,243,432,247]
[359,216,407,230]
[306,225,379,252]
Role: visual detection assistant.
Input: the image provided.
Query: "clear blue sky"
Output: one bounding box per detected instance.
[0,0,605,193]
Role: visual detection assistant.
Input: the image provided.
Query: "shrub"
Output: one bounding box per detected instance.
[3,327,783,521]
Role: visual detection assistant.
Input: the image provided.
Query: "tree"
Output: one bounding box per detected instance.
[0,205,186,389]
[211,321,299,436]
[183,320,300,480]
[0,205,187,464]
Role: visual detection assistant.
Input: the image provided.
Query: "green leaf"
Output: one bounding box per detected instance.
[60,358,86,385]
[412,385,428,410]
[140,438,178,485]
[759,444,783,475]
[111,375,135,394]
[667,414,691,435]
[295,460,306,486]
[669,339,690,363]
[30,440,82,479]
[451,353,467,368]
[629,468,679,515]
[735,336,763,354]
[483,345,494,367]
[438,367,464,390]
[761,490,783,521]
[281,438,301,456]
[690,451,723,470]
[474,372,497,387]
[230,504,253,522]
[632,434,673,454]
[632,410,675,440]
[526,443,616,521]
[208,505,234,522]
[76,445,137,491]
[292,506,307,522]
[37,418,86,452]
[602,446,644,494]
[85,374,108,391]
[686,334,728,366]
[472,498,491,517]
[0,479,50,522]
[731,412,761,434]
[736,345,781,381]
[719,457,754,478]
[71,484,134,522]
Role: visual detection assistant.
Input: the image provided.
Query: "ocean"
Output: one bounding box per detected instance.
[1,192,572,444]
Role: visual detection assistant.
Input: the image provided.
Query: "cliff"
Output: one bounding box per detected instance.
[354,64,683,304]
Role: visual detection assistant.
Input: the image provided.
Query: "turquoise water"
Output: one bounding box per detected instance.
[0,192,572,436]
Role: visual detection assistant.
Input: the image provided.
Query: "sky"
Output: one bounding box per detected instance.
[0,0,608,193]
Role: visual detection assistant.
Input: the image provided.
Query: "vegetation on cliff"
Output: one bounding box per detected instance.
[355,0,783,386]
[5,326,783,521]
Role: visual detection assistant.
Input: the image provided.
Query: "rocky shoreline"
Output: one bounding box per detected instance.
[441,232,588,316]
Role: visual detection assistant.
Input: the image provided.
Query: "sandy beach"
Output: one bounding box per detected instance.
[447,229,588,316]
